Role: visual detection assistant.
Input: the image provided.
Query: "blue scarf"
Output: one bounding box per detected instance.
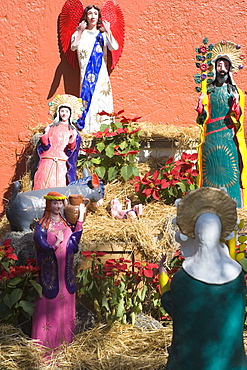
[77,32,104,129]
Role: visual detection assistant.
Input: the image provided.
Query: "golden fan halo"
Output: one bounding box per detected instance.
[211,41,243,70]
[48,94,83,122]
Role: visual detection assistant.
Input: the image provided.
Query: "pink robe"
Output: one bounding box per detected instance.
[33,123,79,190]
[32,220,82,348]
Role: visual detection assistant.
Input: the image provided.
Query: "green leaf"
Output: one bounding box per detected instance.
[121,165,134,181]
[177,181,187,193]
[18,300,35,317]
[99,123,109,131]
[3,294,12,309]
[1,261,10,271]
[196,55,201,61]
[10,288,23,306]
[91,157,101,164]
[107,167,118,182]
[132,166,139,176]
[195,62,201,68]
[101,295,110,312]
[30,279,43,298]
[140,285,148,301]
[196,87,201,92]
[95,166,106,179]
[116,298,125,318]
[206,52,212,59]
[96,142,105,153]
[238,257,247,273]
[7,277,22,286]
[114,121,122,129]
[119,141,127,150]
[203,37,208,44]
[105,145,115,158]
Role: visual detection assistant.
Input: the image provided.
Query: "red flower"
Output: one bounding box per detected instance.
[199,46,208,53]
[120,115,142,123]
[200,63,208,72]
[82,147,99,155]
[176,152,198,164]
[140,171,162,200]
[3,239,11,247]
[128,128,141,135]
[134,261,158,278]
[4,247,18,261]
[115,127,128,134]
[81,251,106,258]
[97,110,112,116]
[93,128,115,138]
[103,258,130,274]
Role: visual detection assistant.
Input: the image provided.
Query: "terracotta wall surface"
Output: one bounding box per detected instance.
[1,0,247,211]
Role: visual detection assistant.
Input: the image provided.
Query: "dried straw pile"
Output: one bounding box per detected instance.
[138,122,200,148]
[81,179,177,262]
[0,324,45,370]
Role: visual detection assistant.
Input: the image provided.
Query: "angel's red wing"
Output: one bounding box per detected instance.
[101,0,125,70]
[59,0,84,68]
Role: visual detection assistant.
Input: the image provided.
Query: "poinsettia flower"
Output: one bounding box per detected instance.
[103,259,129,275]
[140,171,162,200]
[132,176,142,192]
[3,239,11,247]
[81,251,106,258]
[120,115,142,123]
[115,127,128,134]
[4,247,18,261]
[134,261,158,278]
[93,128,109,138]
[97,110,112,116]
[177,152,198,164]
[114,152,128,156]
[83,147,99,154]
[128,128,141,135]
[166,156,174,165]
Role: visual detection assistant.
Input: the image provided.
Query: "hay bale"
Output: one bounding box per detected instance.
[0,325,45,370]
[46,322,171,370]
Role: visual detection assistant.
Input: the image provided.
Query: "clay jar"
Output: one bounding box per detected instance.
[64,194,84,224]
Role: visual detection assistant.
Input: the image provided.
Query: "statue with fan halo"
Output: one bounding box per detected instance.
[59,0,124,133]
[195,39,247,208]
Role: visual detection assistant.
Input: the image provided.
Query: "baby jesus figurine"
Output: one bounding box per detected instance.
[110,198,142,220]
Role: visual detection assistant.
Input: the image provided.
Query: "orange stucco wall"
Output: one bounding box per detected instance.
[1,0,247,212]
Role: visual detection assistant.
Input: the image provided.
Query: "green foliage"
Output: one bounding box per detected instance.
[77,252,161,325]
[77,110,142,183]
[0,239,41,324]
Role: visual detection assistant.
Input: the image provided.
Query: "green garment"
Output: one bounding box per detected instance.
[165,269,247,370]
[202,85,242,207]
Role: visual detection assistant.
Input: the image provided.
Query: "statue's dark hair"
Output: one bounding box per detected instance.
[51,105,74,130]
[81,5,104,32]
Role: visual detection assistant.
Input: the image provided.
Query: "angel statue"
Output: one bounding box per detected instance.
[194,39,247,208]
[59,0,124,133]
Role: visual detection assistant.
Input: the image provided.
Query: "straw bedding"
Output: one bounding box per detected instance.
[1,122,247,369]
